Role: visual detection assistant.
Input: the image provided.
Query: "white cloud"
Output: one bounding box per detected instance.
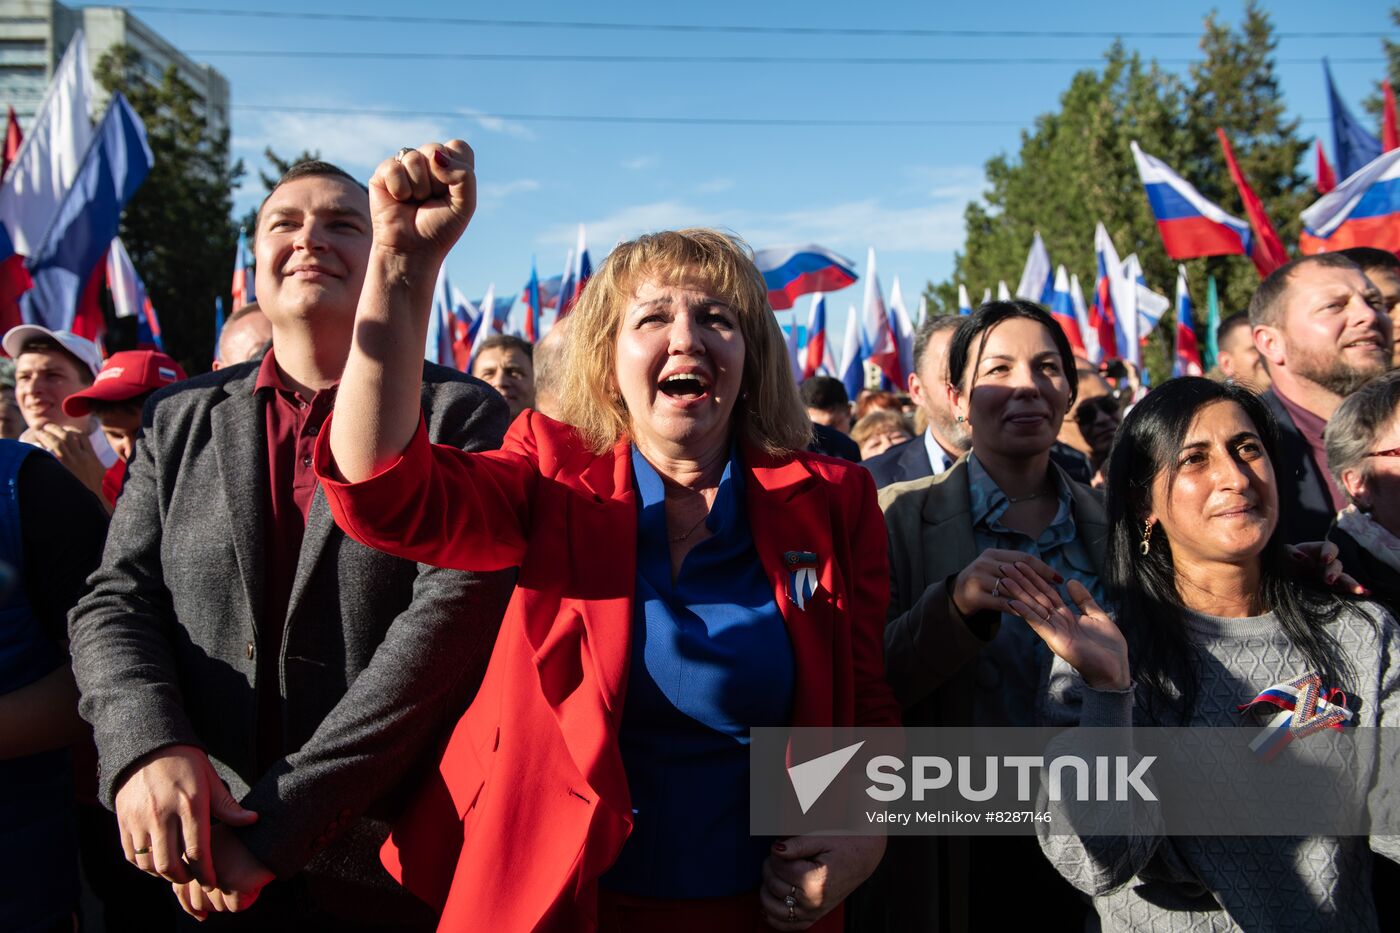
[480,178,541,200]
[456,107,535,141]
[740,199,970,254]
[903,164,988,202]
[543,182,980,257]
[621,155,657,171]
[696,177,735,195]
[234,109,453,182]
[539,201,733,250]
[231,97,536,204]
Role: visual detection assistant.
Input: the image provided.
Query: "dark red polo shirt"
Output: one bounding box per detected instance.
[254,349,337,769]
[1273,386,1349,514]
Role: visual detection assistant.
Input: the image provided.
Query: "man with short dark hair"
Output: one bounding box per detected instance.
[470,333,535,419]
[1059,368,1120,484]
[4,326,117,501]
[863,316,970,487]
[68,160,513,929]
[1340,246,1400,365]
[1216,311,1270,392]
[800,375,853,434]
[215,302,273,370]
[1250,253,1392,542]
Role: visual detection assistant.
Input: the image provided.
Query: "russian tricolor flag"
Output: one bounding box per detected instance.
[802,292,833,379]
[1015,232,1054,304]
[476,286,515,335]
[1173,266,1204,377]
[861,248,901,388]
[524,258,542,343]
[1069,272,1098,364]
[427,265,456,366]
[22,93,152,332]
[838,304,866,399]
[753,244,858,311]
[888,276,916,385]
[1047,265,1086,358]
[1131,141,1254,261]
[1091,223,1124,362]
[231,227,255,309]
[1299,148,1400,256]
[557,226,592,318]
[784,312,803,383]
[449,285,479,370]
[108,236,161,350]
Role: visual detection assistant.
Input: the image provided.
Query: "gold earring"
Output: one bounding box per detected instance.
[1139,520,1153,557]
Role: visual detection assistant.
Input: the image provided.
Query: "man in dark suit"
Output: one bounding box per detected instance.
[863,315,970,488]
[1250,253,1392,544]
[68,161,513,930]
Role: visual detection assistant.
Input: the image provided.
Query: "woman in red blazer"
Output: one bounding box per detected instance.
[311,141,900,932]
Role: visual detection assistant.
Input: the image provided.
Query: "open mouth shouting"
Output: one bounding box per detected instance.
[658,369,713,405]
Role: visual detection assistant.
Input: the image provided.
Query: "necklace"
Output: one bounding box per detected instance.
[1005,488,1053,505]
[669,512,709,543]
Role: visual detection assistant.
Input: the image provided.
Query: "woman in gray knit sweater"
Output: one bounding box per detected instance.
[991,377,1400,932]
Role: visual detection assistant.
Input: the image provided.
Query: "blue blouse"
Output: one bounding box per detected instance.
[600,445,795,898]
[966,452,1104,727]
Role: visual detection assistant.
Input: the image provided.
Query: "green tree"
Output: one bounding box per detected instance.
[925,2,1312,383]
[924,43,1183,376]
[1183,2,1310,314]
[236,146,322,233]
[95,45,242,374]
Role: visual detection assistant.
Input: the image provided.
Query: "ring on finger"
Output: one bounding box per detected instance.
[991,576,1003,599]
[133,846,151,856]
[395,147,414,161]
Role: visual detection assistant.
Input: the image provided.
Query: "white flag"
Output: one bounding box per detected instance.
[0,31,93,255]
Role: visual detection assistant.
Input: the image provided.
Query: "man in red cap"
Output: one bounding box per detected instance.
[62,350,186,506]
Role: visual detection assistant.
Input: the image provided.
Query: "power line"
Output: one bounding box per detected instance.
[231,102,1331,128]
[190,49,1385,66]
[118,5,1389,40]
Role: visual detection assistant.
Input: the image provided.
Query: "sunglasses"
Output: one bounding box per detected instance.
[1073,396,1121,427]
[1365,447,1400,459]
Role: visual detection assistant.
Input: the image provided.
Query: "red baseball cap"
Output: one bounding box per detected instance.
[63,350,187,417]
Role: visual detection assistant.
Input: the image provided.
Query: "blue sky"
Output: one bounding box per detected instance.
[123,0,1394,331]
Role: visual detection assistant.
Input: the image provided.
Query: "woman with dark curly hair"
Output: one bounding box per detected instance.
[1001,376,1400,931]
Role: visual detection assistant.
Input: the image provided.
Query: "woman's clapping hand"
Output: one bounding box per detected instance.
[1000,565,1131,692]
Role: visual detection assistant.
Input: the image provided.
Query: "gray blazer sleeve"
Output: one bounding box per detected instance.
[883,575,998,710]
[68,401,203,806]
[235,379,514,878]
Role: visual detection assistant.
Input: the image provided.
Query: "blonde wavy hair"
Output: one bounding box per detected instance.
[554,228,813,457]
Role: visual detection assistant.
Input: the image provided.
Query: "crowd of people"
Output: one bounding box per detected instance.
[4,140,1400,933]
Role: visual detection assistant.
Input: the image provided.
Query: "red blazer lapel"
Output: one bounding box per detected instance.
[522,437,637,819]
[745,447,837,729]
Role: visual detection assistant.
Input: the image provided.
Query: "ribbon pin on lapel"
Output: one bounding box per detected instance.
[784,550,820,611]
[1237,671,1353,762]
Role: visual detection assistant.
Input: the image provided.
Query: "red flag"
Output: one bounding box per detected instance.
[1217,129,1289,276]
[1316,140,1337,195]
[1385,82,1400,152]
[1,107,20,183]
[70,255,108,348]
[0,256,30,338]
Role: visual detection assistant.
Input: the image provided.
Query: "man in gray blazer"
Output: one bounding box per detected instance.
[68,161,513,929]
